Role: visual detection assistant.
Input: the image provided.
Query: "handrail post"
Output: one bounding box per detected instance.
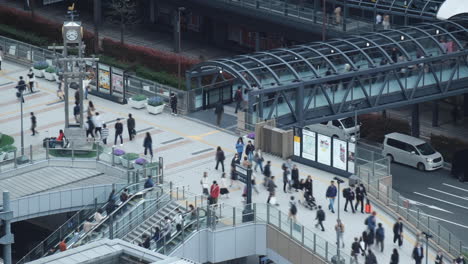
[111,147,115,166]
[325,241,328,260]
[278,210,281,230]
[96,141,100,161]
[233,207,236,227]
[417,209,420,229]
[313,233,316,253]
[301,225,304,245]
[29,145,33,164]
[196,207,200,231]
[267,203,270,223]
[46,139,50,160]
[71,141,75,161]
[13,150,17,168]
[289,219,293,236]
[109,214,114,239]
[449,233,451,253]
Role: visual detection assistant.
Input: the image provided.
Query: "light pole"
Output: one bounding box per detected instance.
[422,232,432,264]
[177,7,185,91]
[20,87,24,156]
[322,0,327,41]
[333,176,345,262]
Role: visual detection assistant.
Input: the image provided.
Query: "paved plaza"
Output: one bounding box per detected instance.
[0,59,443,263]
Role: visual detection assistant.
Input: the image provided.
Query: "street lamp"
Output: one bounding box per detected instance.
[333,176,345,262]
[422,232,432,264]
[177,7,185,91]
[322,0,327,41]
[20,89,24,156]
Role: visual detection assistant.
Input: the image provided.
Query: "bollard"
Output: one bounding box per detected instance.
[29,145,33,164]
[313,233,316,252]
[13,150,17,168]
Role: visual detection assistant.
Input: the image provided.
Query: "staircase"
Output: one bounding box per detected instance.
[64,127,88,149]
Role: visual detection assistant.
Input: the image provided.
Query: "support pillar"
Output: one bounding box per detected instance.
[173,10,181,53]
[296,85,305,127]
[464,93,468,117]
[1,192,14,264]
[411,104,420,138]
[93,0,101,53]
[432,100,439,127]
[255,32,260,52]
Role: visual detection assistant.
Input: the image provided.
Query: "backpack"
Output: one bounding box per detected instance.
[290,203,297,215]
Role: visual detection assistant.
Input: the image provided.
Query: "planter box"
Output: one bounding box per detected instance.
[5,151,15,160]
[129,98,147,109]
[120,157,136,169]
[33,68,45,78]
[146,104,165,115]
[134,163,145,170]
[44,71,56,81]
[0,152,5,161]
[54,73,61,83]
[113,155,123,164]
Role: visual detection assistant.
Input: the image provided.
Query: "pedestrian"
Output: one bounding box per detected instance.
[215,146,225,172]
[210,181,220,205]
[214,101,224,126]
[231,153,241,168]
[152,227,161,245]
[220,173,229,198]
[163,216,172,242]
[412,243,424,264]
[93,112,102,137]
[200,172,209,196]
[435,251,443,264]
[242,156,251,169]
[114,118,124,146]
[266,176,277,204]
[376,223,385,252]
[362,230,370,250]
[344,185,355,213]
[282,164,291,193]
[127,113,136,141]
[59,240,67,252]
[393,217,404,247]
[263,160,272,186]
[291,164,299,191]
[245,140,255,162]
[170,92,178,115]
[234,86,243,113]
[120,188,129,202]
[326,181,337,213]
[253,149,264,173]
[87,101,96,116]
[143,132,153,158]
[73,102,80,123]
[383,14,391,30]
[174,208,183,232]
[74,89,80,105]
[334,6,342,24]
[355,183,367,213]
[365,249,377,264]
[235,137,245,158]
[27,69,35,93]
[454,254,466,264]
[144,175,154,188]
[101,124,109,145]
[335,219,345,248]
[351,237,364,264]
[366,211,377,234]
[376,13,383,24]
[30,112,37,136]
[105,189,117,215]
[315,205,325,231]
[390,248,399,264]
[230,165,239,187]
[57,81,64,100]
[16,76,26,103]
[251,174,259,194]
[85,116,95,138]
[288,196,297,221]
[305,175,313,195]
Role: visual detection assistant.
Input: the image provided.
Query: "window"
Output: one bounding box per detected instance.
[387,138,405,150]
[320,121,328,125]
[332,120,341,127]
[405,144,418,154]
[416,143,436,155]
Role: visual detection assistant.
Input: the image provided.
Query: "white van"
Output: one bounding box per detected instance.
[305,117,360,141]
[382,132,444,171]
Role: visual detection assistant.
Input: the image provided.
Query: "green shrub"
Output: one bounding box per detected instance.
[45,66,56,73]
[121,153,139,160]
[33,61,48,70]
[98,55,133,70]
[0,134,14,148]
[0,24,49,46]
[131,94,147,101]
[360,114,410,143]
[135,66,185,90]
[147,96,164,106]
[2,145,17,152]
[430,134,468,163]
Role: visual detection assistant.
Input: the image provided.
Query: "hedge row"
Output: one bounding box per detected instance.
[0,24,48,46]
[360,113,411,143]
[430,134,468,163]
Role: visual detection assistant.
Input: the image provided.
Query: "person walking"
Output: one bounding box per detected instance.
[435,251,443,264]
[163,216,172,242]
[251,174,259,194]
[27,69,35,93]
[242,156,251,169]
[344,185,356,213]
[87,101,96,117]
[235,137,245,158]
[263,160,272,186]
[335,219,345,248]
[215,146,225,172]
[454,254,466,264]
[375,223,385,252]
[365,249,377,264]
[220,173,229,198]
[393,217,404,247]
[288,196,297,221]
[253,149,264,173]
[351,237,364,264]
[93,112,103,137]
[383,14,391,30]
[326,181,337,213]
[74,90,80,105]
[101,124,109,145]
[362,230,370,251]
[230,165,239,187]
[16,76,26,103]
[57,81,64,100]
[376,13,383,24]
[73,102,80,123]
[200,172,209,196]
[355,183,367,213]
[266,176,277,204]
[334,6,342,24]
[234,87,243,113]
[291,164,299,191]
[366,211,377,235]
[315,205,325,231]
[245,140,255,162]
[210,181,220,205]
[174,208,183,232]
[282,165,291,193]
[30,112,38,136]
[143,132,153,159]
[85,116,95,138]
[231,153,241,168]
[170,92,178,115]
[214,101,224,126]
[390,248,399,264]
[412,243,424,264]
[144,175,154,188]
[127,114,136,141]
[114,118,124,146]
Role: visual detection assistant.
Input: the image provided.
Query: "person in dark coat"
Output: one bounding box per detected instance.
[375,223,385,252]
[263,160,272,187]
[127,113,136,141]
[412,243,424,264]
[435,251,443,264]
[86,116,95,138]
[170,92,178,115]
[143,132,153,158]
[30,112,37,136]
[291,164,299,191]
[214,101,224,126]
[266,176,277,204]
[315,205,325,231]
[326,181,338,213]
[344,186,355,213]
[17,76,26,103]
[73,103,81,123]
[114,118,124,146]
[215,146,225,172]
[393,217,404,247]
[390,248,399,264]
[355,183,367,213]
[304,175,313,195]
[234,87,243,113]
[362,230,370,250]
[365,249,377,264]
[351,237,364,263]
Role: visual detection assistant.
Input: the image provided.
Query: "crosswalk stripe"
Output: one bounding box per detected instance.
[442,183,468,193]
[414,192,468,210]
[428,187,468,201]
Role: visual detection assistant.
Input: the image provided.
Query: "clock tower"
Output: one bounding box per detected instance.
[62,21,83,56]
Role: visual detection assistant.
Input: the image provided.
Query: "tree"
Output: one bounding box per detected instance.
[106,0,139,44]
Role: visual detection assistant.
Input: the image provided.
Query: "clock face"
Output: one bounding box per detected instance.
[66,29,78,41]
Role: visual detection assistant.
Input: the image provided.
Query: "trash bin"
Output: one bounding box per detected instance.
[331,255,345,264]
[348,174,360,186]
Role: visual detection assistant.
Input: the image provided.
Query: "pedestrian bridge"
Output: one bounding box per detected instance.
[187,18,468,127]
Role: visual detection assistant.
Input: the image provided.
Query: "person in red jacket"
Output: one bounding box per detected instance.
[210,181,220,205]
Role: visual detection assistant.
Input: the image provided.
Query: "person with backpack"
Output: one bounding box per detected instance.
[114,118,124,146]
[355,183,367,213]
[375,222,385,252]
[393,217,404,247]
[215,146,226,172]
[288,196,297,221]
[335,219,345,248]
[170,92,178,115]
[326,181,338,213]
[343,185,355,213]
[127,113,136,141]
[315,205,325,231]
[351,237,364,263]
[234,87,243,113]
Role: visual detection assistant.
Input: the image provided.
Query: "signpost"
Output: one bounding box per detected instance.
[235,164,254,222]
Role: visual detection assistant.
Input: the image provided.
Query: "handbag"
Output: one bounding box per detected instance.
[269,196,277,205]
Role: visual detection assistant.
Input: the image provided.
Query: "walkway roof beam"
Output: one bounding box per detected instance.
[278,48,321,78]
[425,23,464,51]
[333,39,377,68]
[389,29,428,57]
[239,55,281,85]
[405,25,445,54]
[371,32,412,61]
[257,52,302,80]
[352,36,394,63]
[314,42,357,70]
[296,45,338,73]
[217,59,260,88]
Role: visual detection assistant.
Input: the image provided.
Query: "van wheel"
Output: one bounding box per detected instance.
[387,154,394,163]
[417,163,425,171]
